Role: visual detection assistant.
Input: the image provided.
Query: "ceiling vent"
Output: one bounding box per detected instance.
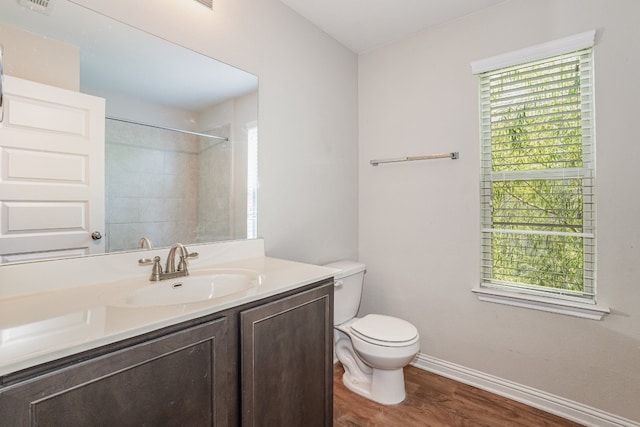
[18,0,56,15]
[194,0,213,9]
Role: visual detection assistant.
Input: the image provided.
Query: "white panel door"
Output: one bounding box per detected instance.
[0,75,105,262]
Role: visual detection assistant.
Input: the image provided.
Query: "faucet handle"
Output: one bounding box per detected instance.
[139,256,163,281]
[150,256,163,278]
[176,251,198,273]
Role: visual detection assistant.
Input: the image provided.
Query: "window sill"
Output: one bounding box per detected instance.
[472,287,610,320]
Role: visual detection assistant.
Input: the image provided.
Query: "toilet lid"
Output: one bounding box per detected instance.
[350,314,418,344]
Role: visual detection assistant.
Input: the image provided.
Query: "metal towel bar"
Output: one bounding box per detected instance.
[370,151,459,166]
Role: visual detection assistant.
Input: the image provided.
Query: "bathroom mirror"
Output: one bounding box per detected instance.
[0,0,258,262]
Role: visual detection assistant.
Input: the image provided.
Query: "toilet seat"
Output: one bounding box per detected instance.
[350,314,419,347]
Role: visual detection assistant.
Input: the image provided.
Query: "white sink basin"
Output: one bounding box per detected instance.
[125,269,260,307]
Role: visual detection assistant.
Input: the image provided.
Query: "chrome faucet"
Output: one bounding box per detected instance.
[137,236,153,250]
[165,243,191,276]
[138,243,199,281]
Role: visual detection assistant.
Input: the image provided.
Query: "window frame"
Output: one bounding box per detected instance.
[470,31,609,320]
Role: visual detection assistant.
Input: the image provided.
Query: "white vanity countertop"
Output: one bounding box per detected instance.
[0,255,337,377]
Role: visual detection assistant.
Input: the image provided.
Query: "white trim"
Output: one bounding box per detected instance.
[471,30,596,74]
[482,228,595,239]
[472,287,609,320]
[411,353,640,427]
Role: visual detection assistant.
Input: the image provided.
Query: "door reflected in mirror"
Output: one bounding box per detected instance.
[0,0,258,262]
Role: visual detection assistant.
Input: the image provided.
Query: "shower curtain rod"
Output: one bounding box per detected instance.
[106,116,229,142]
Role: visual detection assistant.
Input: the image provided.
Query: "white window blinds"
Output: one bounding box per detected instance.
[477,44,596,301]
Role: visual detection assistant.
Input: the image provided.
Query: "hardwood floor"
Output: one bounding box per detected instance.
[333,364,583,426]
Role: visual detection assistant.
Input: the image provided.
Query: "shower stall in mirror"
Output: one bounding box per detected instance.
[105,91,258,252]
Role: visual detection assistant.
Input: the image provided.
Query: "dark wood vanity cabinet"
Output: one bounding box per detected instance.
[0,279,333,427]
[240,283,334,427]
[0,317,230,426]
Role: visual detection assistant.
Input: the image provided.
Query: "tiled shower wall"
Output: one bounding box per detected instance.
[105,120,232,252]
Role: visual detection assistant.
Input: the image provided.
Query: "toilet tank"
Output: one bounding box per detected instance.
[324,260,366,325]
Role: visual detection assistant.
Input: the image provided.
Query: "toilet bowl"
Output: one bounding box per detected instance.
[325,261,420,405]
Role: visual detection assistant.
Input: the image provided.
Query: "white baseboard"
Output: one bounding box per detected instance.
[411,353,639,427]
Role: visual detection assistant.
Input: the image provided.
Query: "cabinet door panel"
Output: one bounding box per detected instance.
[0,317,228,426]
[241,283,333,427]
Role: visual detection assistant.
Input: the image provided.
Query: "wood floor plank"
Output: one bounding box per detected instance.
[333,364,584,426]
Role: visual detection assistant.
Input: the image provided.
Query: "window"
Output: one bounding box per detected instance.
[471,32,608,319]
[247,124,258,239]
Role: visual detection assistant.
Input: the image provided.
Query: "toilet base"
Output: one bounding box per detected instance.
[341,365,407,405]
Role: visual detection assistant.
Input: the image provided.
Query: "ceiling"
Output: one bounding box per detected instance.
[280,0,508,53]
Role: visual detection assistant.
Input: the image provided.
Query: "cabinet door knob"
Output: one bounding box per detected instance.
[91,231,103,240]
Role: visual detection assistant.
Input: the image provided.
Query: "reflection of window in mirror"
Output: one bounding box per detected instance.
[247,124,258,238]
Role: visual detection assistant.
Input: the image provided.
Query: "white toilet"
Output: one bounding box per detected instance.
[326,260,420,405]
